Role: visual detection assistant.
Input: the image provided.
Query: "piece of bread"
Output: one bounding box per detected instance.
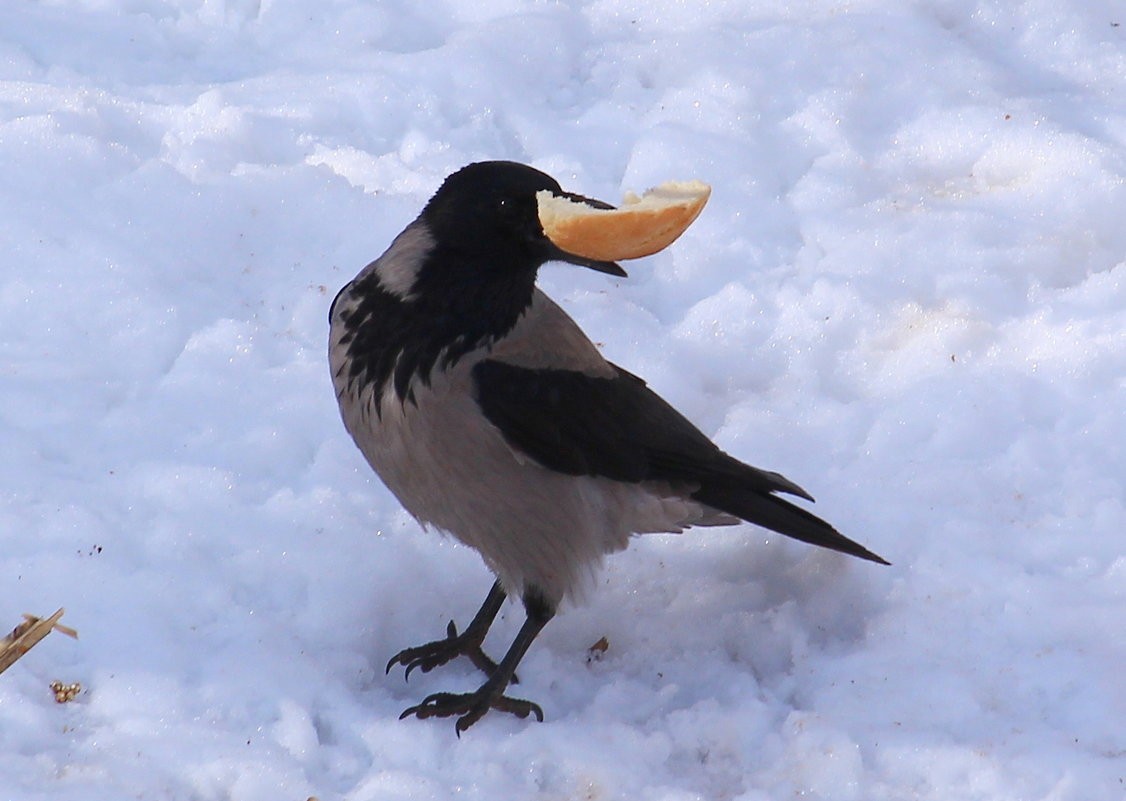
[537,180,711,261]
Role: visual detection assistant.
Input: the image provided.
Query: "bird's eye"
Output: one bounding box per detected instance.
[496,196,520,220]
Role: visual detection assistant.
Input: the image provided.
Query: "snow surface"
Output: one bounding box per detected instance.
[1,1,1124,799]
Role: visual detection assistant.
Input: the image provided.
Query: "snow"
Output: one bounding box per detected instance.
[1,1,1123,798]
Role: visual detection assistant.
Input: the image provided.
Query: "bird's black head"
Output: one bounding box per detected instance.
[337,162,625,406]
[419,161,625,280]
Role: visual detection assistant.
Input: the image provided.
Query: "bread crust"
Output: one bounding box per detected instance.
[538,181,711,261]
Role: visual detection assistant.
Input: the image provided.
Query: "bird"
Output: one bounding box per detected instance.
[328,160,887,733]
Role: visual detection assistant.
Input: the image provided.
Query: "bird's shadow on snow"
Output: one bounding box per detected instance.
[535,528,889,720]
[356,526,889,731]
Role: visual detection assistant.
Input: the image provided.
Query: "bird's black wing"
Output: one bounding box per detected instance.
[472,359,889,565]
[473,360,793,490]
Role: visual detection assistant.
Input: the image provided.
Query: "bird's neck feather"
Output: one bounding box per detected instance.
[342,254,539,409]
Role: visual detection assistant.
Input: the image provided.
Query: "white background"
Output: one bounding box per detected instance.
[1,1,1123,798]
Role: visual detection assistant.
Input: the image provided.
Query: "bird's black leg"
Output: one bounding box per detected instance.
[386,580,508,681]
[400,587,555,734]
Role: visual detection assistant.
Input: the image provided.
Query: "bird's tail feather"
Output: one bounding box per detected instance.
[693,486,889,565]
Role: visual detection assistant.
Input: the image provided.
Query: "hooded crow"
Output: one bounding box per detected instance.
[329,160,887,733]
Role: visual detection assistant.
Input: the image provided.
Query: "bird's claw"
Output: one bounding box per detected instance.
[385,624,514,683]
[399,689,544,734]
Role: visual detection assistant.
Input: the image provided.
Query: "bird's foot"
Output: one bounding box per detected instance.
[399,686,544,734]
[386,620,510,682]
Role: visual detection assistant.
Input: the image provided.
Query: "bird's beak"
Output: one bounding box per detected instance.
[543,241,628,277]
[540,191,628,278]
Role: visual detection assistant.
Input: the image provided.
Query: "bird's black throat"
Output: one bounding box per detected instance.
[335,245,540,410]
